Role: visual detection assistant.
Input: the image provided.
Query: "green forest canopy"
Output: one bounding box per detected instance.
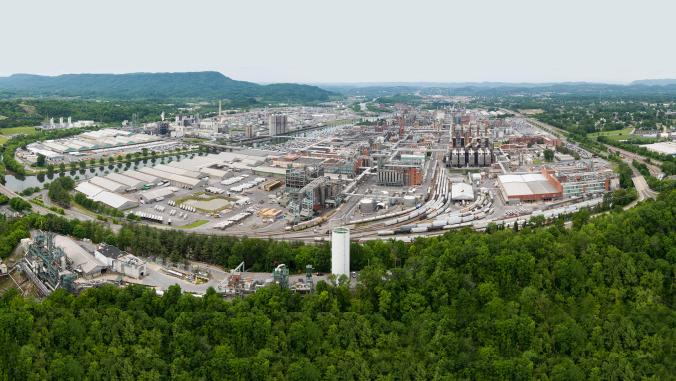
[0,188,673,380]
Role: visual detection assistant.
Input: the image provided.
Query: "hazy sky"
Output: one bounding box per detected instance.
[1,0,673,84]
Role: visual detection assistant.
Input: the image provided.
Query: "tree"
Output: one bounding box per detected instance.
[543,149,554,162]
[9,197,31,212]
[36,154,46,167]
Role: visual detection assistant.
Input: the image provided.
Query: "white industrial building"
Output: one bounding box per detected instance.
[106,173,144,190]
[123,170,158,184]
[89,176,127,192]
[53,235,107,277]
[75,182,105,198]
[138,167,206,189]
[75,181,137,210]
[331,227,350,277]
[91,191,138,210]
[139,186,178,203]
[94,244,147,279]
[451,182,475,201]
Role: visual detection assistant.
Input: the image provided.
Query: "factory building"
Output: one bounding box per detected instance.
[556,170,619,198]
[445,124,494,167]
[53,234,107,278]
[285,166,324,192]
[498,169,563,204]
[288,176,344,221]
[23,233,78,294]
[268,114,288,136]
[377,164,423,187]
[331,227,350,277]
[94,244,147,279]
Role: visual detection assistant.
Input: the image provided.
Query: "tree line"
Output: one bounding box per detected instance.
[0,189,672,379]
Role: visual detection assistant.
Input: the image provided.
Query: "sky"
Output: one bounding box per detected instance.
[0,0,674,84]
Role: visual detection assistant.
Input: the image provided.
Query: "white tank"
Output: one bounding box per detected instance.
[331,227,350,277]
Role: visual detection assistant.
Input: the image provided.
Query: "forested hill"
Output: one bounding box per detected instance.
[0,190,673,379]
[0,72,335,102]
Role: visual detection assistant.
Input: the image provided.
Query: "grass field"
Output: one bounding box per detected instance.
[0,126,37,136]
[0,136,8,145]
[177,219,209,229]
[587,127,634,141]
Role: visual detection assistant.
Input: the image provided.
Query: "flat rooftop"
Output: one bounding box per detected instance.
[499,173,560,197]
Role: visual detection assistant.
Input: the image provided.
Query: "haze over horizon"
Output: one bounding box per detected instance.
[1,0,674,84]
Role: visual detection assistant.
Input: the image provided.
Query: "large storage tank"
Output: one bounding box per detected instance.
[331,227,350,277]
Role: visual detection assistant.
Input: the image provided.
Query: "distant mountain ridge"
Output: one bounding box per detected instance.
[0,71,335,102]
[320,81,676,97]
[630,79,676,86]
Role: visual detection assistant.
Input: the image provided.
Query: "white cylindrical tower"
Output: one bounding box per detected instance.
[331,227,350,276]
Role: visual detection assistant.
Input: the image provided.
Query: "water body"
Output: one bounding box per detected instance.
[5,153,195,192]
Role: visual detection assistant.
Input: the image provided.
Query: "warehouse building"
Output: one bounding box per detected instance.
[138,167,206,189]
[451,182,475,201]
[139,186,178,203]
[75,182,137,210]
[498,170,563,204]
[91,191,138,210]
[123,170,158,184]
[106,173,144,190]
[89,177,127,192]
[75,182,105,198]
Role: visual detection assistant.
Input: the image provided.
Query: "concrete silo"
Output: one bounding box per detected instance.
[331,227,350,276]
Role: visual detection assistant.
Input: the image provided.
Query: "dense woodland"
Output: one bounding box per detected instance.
[0,188,672,380]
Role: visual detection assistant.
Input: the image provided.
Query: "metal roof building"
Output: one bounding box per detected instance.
[75,182,105,198]
[91,191,138,210]
[53,235,106,277]
[106,173,144,189]
[139,186,178,203]
[498,171,563,203]
[451,182,475,201]
[89,176,127,192]
[123,170,158,184]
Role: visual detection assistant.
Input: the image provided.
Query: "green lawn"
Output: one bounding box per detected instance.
[0,136,8,145]
[587,127,634,141]
[0,126,37,136]
[176,219,209,229]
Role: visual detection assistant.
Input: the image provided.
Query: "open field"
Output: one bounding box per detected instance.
[0,126,37,136]
[587,127,633,141]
